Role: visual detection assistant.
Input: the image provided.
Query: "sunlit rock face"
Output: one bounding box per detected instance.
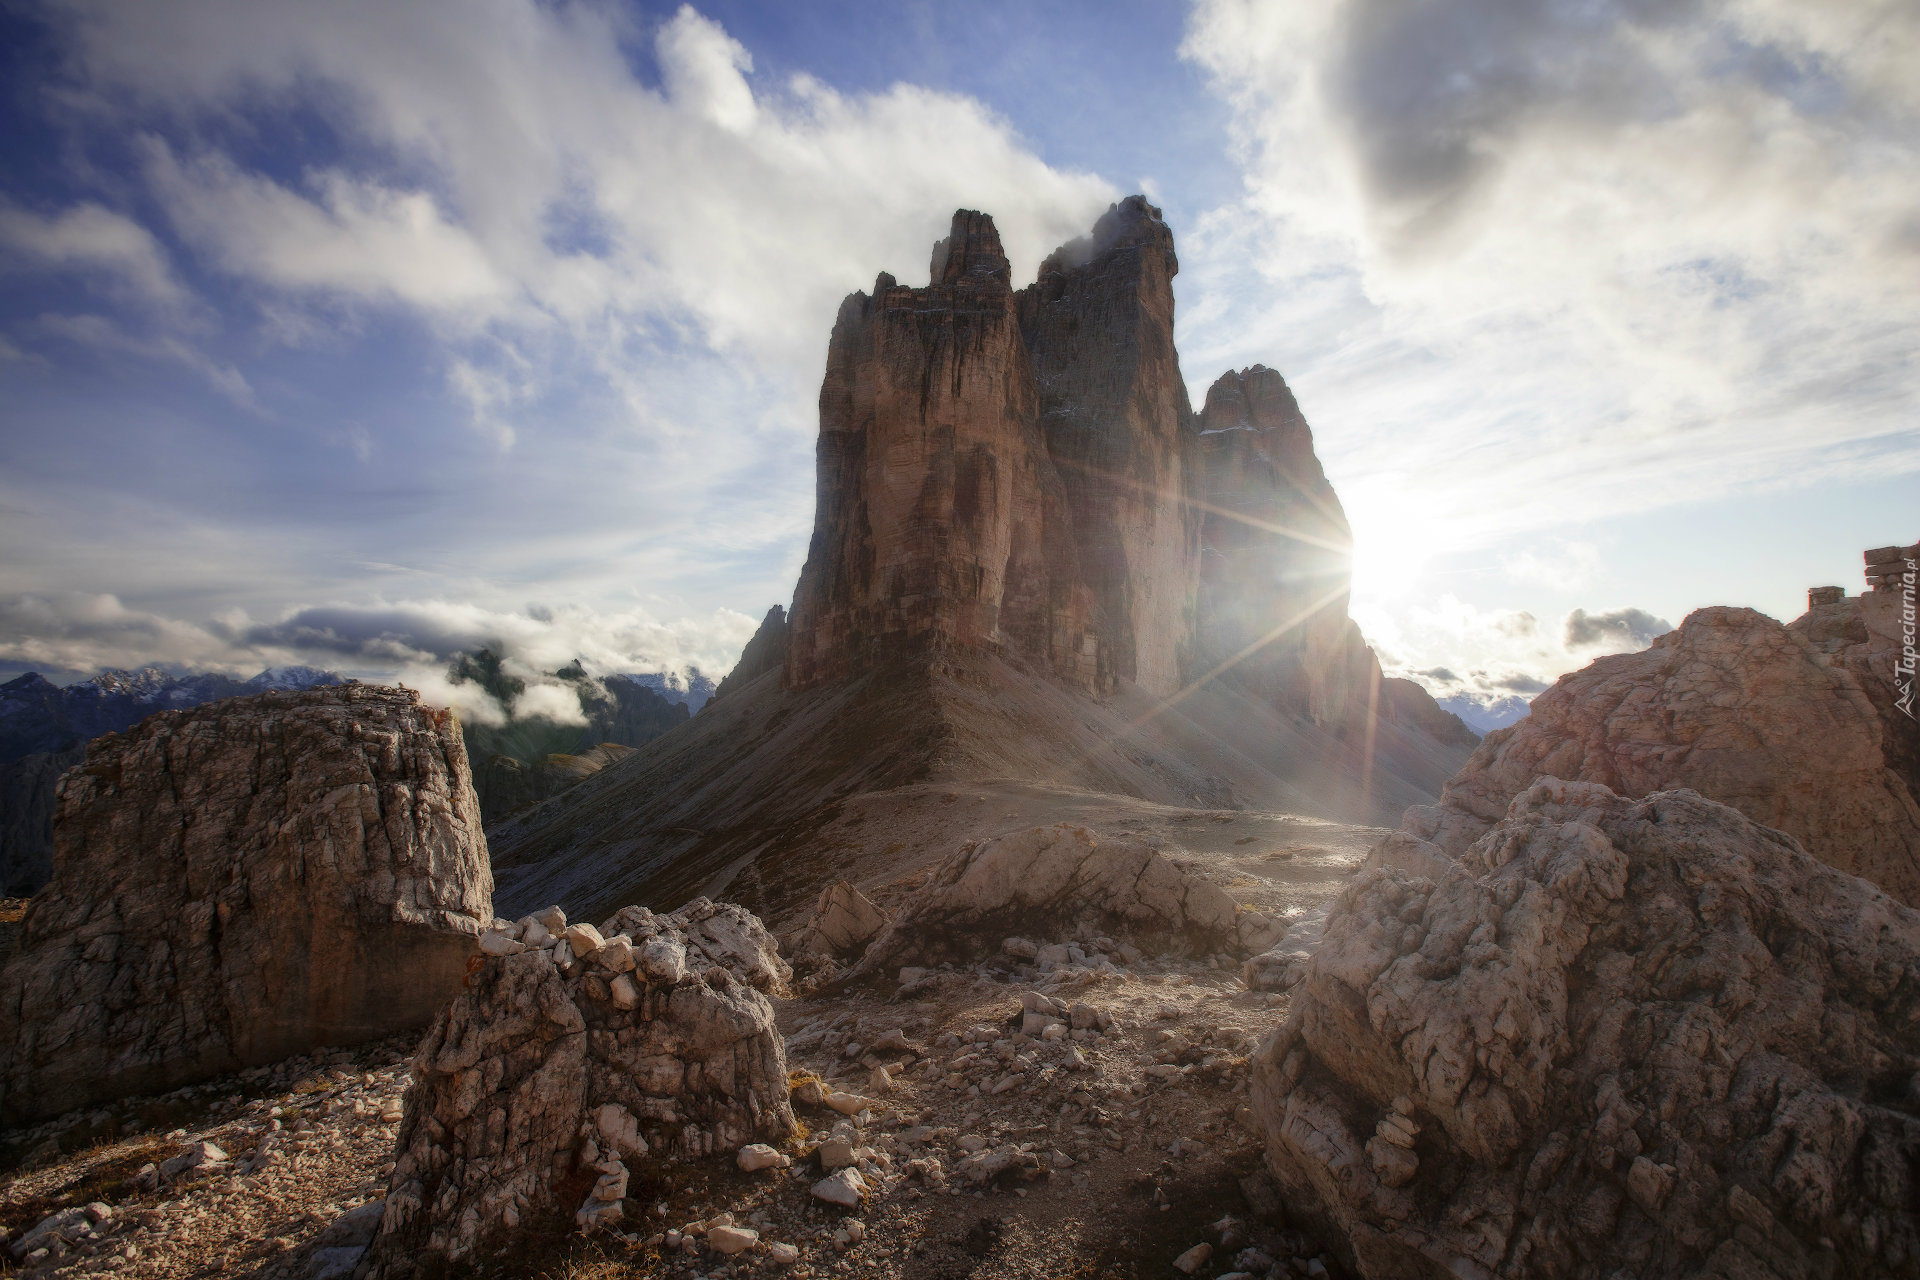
[1403,604,1920,904]
[783,195,1465,742]
[1193,365,1380,731]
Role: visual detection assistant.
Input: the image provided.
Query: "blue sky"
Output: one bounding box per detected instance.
[1,0,1914,723]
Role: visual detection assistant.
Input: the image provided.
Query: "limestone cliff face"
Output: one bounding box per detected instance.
[0,684,492,1125]
[1193,365,1379,730]
[780,199,1467,749]
[785,210,1084,691]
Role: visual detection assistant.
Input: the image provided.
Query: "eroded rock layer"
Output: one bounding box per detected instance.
[0,684,492,1126]
[1405,604,1920,904]
[850,824,1282,976]
[1253,779,1920,1280]
[359,898,793,1278]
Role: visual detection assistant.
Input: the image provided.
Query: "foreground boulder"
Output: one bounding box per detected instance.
[360,897,793,1278]
[1253,778,1920,1279]
[794,878,890,960]
[1405,605,1920,904]
[849,824,1279,976]
[0,684,491,1126]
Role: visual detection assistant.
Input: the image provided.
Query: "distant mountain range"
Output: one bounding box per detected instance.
[1,665,346,896]
[443,652,715,827]
[1435,693,1533,736]
[0,666,345,762]
[616,670,715,712]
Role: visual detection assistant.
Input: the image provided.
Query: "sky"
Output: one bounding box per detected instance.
[0,0,1914,724]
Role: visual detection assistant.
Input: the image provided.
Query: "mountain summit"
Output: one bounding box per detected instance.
[487,199,1474,924]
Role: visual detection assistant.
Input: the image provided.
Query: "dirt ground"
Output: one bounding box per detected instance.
[0,802,1380,1279]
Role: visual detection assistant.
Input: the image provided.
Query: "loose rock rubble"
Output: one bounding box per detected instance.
[1254,778,1920,1279]
[0,1035,416,1278]
[1,806,1377,1279]
[0,684,492,1126]
[357,896,794,1278]
[851,824,1283,978]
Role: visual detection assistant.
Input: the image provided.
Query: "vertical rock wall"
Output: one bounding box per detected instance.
[0,684,493,1126]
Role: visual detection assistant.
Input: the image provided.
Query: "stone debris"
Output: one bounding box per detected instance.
[737,1143,791,1171]
[794,879,891,959]
[849,824,1280,976]
[157,1140,227,1183]
[355,896,794,1278]
[706,1223,758,1254]
[0,684,492,1126]
[1253,779,1920,1280]
[1241,908,1327,992]
[812,1169,866,1207]
[1173,1241,1213,1273]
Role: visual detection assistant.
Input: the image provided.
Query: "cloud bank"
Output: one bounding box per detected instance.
[1180,0,1920,557]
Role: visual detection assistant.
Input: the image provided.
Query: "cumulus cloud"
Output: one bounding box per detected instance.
[1565,606,1673,651]
[0,201,186,305]
[49,0,1116,440]
[1355,593,1669,710]
[1179,0,1920,553]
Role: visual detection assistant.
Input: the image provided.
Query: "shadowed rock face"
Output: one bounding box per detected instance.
[784,197,1201,698]
[785,207,1090,692]
[0,684,493,1126]
[1402,603,1920,904]
[1254,779,1920,1280]
[1020,196,1200,696]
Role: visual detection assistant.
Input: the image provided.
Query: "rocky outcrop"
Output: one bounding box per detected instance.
[849,824,1281,976]
[794,879,890,959]
[359,897,792,1278]
[711,605,789,703]
[1192,366,1370,729]
[1019,196,1201,696]
[784,207,1091,692]
[1404,605,1920,904]
[1252,778,1920,1280]
[0,746,82,896]
[0,684,492,1126]
[0,667,343,896]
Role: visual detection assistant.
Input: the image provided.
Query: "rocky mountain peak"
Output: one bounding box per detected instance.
[928,208,1011,285]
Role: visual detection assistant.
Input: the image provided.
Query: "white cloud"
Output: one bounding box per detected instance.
[1355,592,1675,709]
[54,0,1117,442]
[35,311,257,408]
[1179,0,1920,556]
[0,591,762,697]
[143,144,508,312]
[0,201,186,305]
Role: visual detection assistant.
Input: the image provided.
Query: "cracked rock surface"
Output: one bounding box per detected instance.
[1254,777,1920,1280]
[0,685,491,1127]
[358,897,794,1279]
[1399,604,1920,905]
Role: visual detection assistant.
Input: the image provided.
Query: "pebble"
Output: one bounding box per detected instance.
[1173,1242,1213,1273]
[811,1169,866,1207]
[707,1225,758,1254]
[737,1143,791,1172]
